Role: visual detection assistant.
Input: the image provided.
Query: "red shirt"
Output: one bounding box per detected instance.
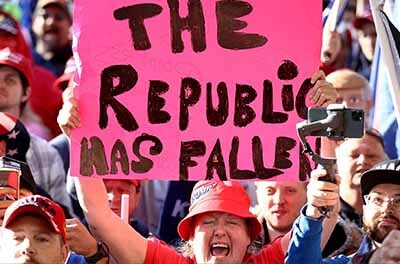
[144,236,284,264]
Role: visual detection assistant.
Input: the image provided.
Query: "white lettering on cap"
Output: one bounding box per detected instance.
[0,49,23,64]
[190,183,217,204]
[375,161,400,171]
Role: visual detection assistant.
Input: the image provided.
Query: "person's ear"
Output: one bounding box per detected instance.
[61,240,69,262]
[21,86,31,103]
[366,99,372,113]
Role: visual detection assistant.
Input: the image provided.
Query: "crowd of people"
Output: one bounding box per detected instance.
[0,0,399,263]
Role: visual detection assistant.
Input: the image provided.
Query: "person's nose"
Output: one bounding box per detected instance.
[341,100,349,108]
[20,238,36,257]
[356,154,368,166]
[380,199,396,214]
[272,190,285,205]
[213,220,227,237]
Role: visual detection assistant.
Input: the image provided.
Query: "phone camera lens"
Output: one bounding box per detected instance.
[352,110,363,121]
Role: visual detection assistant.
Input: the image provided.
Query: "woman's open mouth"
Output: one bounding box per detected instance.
[210,243,230,256]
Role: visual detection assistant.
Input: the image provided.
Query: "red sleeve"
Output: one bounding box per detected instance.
[244,236,284,264]
[145,237,193,264]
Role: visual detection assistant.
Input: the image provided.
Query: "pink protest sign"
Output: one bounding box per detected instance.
[71,0,322,181]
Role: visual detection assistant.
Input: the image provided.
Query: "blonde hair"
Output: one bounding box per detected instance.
[326,69,370,98]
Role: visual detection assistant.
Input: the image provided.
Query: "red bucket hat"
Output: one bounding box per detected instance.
[177,181,261,241]
[0,48,32,86]
[2,195,67,243]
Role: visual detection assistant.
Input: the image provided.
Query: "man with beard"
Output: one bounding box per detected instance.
[335,129,387,227]
[320,129,388,257]
[32,0,72,77]
[286,159,400,263]
[354,159,400,262]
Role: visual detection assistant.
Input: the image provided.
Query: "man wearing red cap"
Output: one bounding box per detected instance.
[0,9,63,139]
[0,48,32,116]
[0,195,68,264]
[0,193,110,264]
[0,48,72,214]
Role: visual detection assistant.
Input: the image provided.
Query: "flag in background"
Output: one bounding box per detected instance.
[370,0,400,159]
[323,0,350,27]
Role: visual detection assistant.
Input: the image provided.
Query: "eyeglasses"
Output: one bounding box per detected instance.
[364,193,400,210]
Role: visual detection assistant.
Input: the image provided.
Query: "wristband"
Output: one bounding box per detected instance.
[84,240,109,264]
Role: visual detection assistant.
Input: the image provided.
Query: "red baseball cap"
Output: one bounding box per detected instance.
[2,195,67,243]
[0,10,33,60]
[0,48,33,86]
[0,11,18,35]
[177,181,261,241]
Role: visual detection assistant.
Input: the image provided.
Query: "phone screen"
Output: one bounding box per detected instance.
[0,169,20,200]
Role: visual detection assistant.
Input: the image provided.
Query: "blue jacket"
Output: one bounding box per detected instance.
[66,253,86,264]
[285,206,352,264]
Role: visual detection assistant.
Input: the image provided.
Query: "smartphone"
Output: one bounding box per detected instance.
[308,107,364,138]
[0,158,21,201]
